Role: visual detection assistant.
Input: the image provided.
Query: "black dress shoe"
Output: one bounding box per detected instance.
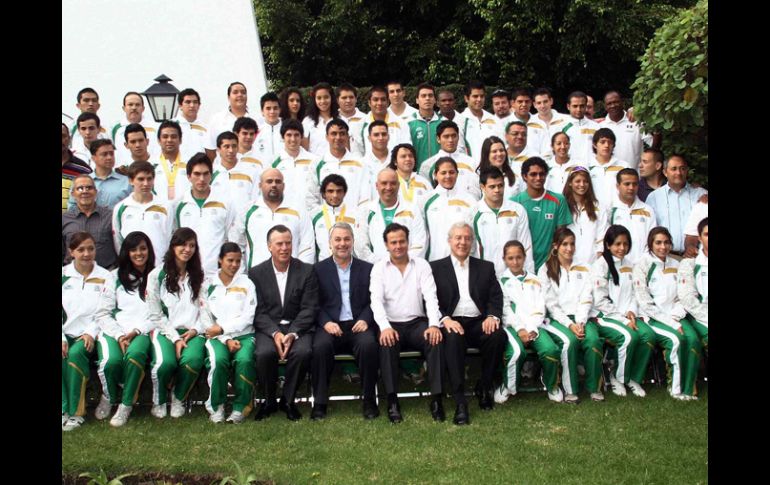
[430,397,446,422]
[254,401,278,421]
[478,389,494,411]
[363,400,380,420]
[453,403,470,425]
[310,403,327,421]
[285,403,302,421]
[387,401,402,423]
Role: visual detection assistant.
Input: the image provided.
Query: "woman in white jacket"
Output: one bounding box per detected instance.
[591,225,655,398]
[537,227,603,403]
[477,136,521,200]
[563,167,609,265]
[496,241,562,404]
[146,227,208,418]
[94,231,157,427]
[62,232,114,431]
[200,242,258,424]
[677,217,708,351]
[633,226,702,400]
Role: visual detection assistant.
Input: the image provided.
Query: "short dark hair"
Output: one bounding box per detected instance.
[227,82,246,96]
[592,127,616,151]
[697,217,708,236]
[388,144,417,169]
[68,231,95,251]
[260,92,280,109]
[415,82,435,96]
[665,153,688,169]
[436,120,459,137]
[124,123,147,141]
[76,112,100,128]
[186,152,213,176]
[433,156,457,175]
[321,174,348,194]
[490,89,510,100]
[336,82,357,97]
[464,80,485,96]
[233,116,258,133]
[77,87,98,103]
[511,88,532,100]
[89,138,115,155]
[122,91,143,106]
[281,119,304,137]
[267,224,291,243]
[368,85,388,101]
[533,87,553,98]
[326,118,349,134]
[368,119,388,134]
[383,222,409,243]
[643,147,664,165]
[216,131,238,148]
[158,120,182,140]
[521,157,549,177]
[616,168,639,184]
[505,120,527,134]
[479,167,505,185]
[566,91,587,104]
[178,88,200,104]
[127,161,155,180]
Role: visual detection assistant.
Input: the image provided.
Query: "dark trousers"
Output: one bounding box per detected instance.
[311,320,379,404]
[380,319,444,396]
[254,328,312,403]
[443,316,507,404]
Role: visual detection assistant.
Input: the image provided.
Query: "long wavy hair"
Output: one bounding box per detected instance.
[544,227,576,285]
[563,168,599,222]
[278,87,306,121]
[117,231,155,300]
[306,82,339,126]
[477,136,516,188]
[162,227,204,300]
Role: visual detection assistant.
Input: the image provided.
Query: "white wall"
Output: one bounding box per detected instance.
[62,0,268,128]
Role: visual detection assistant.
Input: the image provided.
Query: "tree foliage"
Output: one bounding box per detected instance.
[631,0,707,185]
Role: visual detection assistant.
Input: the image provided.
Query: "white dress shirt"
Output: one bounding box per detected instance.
[370,256,442,330]
[450,255,481,318]
[273,262,289,307]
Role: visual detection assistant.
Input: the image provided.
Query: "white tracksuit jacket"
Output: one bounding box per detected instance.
[305,150,372,213]
[590,255,638,321]
[62,263,113,341]
[500,269,547,336]
[202,272,257,343]
[355,199,427,263]
[677,250,708,325]
[422,185,476,261]
[537,263,593,326]
[112,195,174,263]
[633,253,688,330]
[95,270,156,339]
[567,201,610,265]
[146,267,209,342]
[609,196,656,264]
[311,203,358,260]
[272,148,320,210]
[472,197,534,276]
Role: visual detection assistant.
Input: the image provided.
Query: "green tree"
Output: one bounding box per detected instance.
[631,0,707,185]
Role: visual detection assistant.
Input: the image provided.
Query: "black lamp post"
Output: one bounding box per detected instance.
[142,74,180,122]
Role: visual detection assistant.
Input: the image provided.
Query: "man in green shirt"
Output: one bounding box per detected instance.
[407,83,443,172]
[512,157,572,270]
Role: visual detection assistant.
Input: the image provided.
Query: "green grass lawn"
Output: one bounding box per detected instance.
[62,383,707,485]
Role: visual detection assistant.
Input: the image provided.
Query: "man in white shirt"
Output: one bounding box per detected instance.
[310,174,358,260]
[211,130,261,208]
[645,154,708,256]
[530,87,569,157]
[436,89,467,154]
[506,121,541,181]
[460,80,497,162]
[420,120,480,200]
[272,120,319,209]
[73,112,101,164]
[69,88,110,155]
[509,88,545,154]
[205,81,253,161]
[173,88,208,157]
[562,91,600,162]
[255,92,284,163]
[111,92,160,167]
[609,168,657,264]
[370,223,445,423]
[386,80,419,122]
[337,82,366,126]
[363,120,391,189]
[490,89,514,140]
[153,120,194,201]
[350,86,410,157]
[587,128,629,208]
[599,90,658,172]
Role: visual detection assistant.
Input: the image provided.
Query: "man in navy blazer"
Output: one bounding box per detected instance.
[311,222,379,420]
[430,222,506,425]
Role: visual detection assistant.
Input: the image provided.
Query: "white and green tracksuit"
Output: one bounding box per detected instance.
[201,272,257,416]
[173,189,237,274]
[94,270,156,407]
[397,172,432,208]
[507,146,542,183]
[354,198,427,263]
[62,263,112,417]
[633,254,702,397]
[422,186,477,261]
[419,149,481,201]
[272,148,320,210]
[459,108,497,162]
[146,267,208,405]
[567,200,610,266]
[254,120,284,164]
[152,152,193,203]
[111,116,160,167]
[228,199,315,269]
[677,250,708,349]
[587,157,629,209]
[561,116,599,163]
[407,112,444,172]
[544,159,585,194]
[609,195,656,264]
[537,263,603,394]
[305,150,373,213]
[590,256,655,385]
[499,269,560,394]
[472,197,534,277]
[311,202,358,260]
[350,113,410,159]
[210,158,263,209]
[112,195,174,264]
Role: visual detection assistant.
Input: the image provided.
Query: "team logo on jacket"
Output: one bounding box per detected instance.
[416,130,424,140]
[545,213,554,220]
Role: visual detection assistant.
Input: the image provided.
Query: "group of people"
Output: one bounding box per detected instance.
[62,80,708,431]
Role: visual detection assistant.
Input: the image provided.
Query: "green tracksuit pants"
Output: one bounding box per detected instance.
[96,334,151,406]
[150,330,205,404]
[542,318,603,394]
[647,317,702,397]
[594,316,653,385]
[501,327,560,393]
[62,336,94,417]
[204,334,256,415]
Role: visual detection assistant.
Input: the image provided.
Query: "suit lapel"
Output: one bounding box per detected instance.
[262,262,281,311]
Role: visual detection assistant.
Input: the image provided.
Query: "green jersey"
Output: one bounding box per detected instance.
[512,190,572,270]
[407,112,443,173]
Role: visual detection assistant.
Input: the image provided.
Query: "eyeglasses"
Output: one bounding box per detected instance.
[527,172,546,178]
[74,185,95,192]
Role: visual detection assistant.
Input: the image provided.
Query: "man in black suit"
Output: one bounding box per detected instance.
[430,222,506,425]
[249,225,320,421]
[311,222,379,420]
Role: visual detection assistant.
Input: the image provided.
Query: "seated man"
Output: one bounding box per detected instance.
[249,225,320,421]
[311,222,379,420]
[430,222,506,425]
[370,223,445,423]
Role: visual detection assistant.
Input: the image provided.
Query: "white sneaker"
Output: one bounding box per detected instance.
[547,388,564,402]
[493,384,511,404]
[609,375,627,396]
[151,404,168,419]
[226,410,244,424]
[627,380,646,397]
[94,395,112,420]
[209,406,225,424]
[689,395,699,401]
[590,392,605,402]
[170,395,186,418]
[62,416,85,431]
[110,404,132,427]
[564,393,580,404]
[62,413,69,427]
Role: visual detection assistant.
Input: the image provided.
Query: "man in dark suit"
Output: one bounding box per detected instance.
[430,222,506,425]
[249,225,320,421]
[311,222,379,420]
